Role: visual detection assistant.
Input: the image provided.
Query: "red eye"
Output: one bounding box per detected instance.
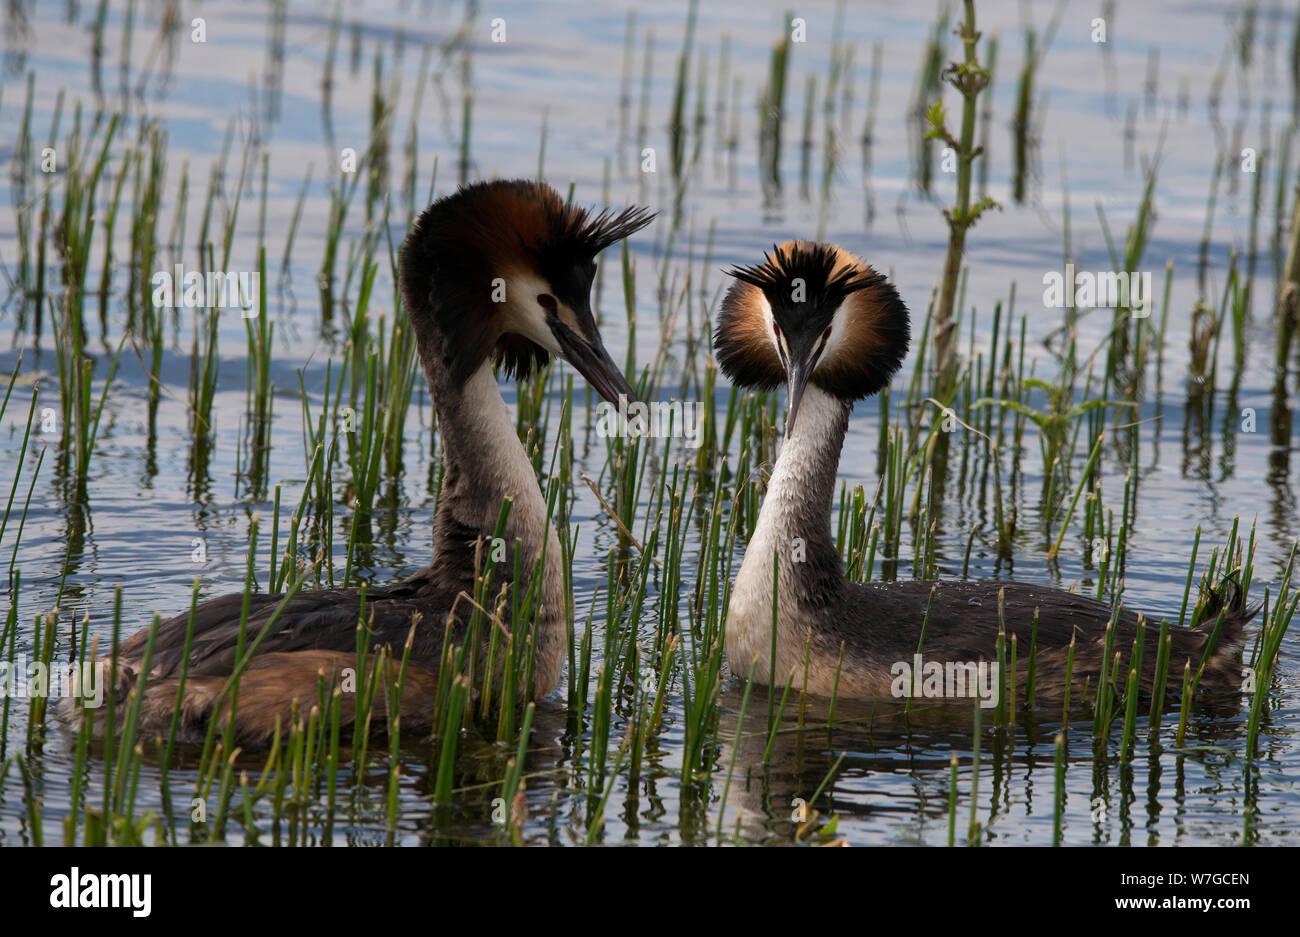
[537,294,557,310]
[822,326,832,340]
[773,323,781,337]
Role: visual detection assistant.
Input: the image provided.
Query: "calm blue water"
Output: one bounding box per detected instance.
[1,0,1298,845]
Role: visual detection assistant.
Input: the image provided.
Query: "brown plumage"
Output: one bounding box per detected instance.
[715,241,1254,709]
[73,180,655,746]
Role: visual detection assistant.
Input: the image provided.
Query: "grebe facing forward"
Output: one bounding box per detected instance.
[87,180,654,745]
[715,240,1253,705]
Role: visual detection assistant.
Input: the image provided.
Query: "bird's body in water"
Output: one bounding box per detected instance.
[714,241,1253,706]
[77,180,654,745]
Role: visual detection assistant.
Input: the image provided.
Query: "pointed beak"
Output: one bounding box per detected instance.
[785,355,812,435]
[551,321,639,406]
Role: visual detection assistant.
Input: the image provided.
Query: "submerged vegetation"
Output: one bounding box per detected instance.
[0,0,1298,847]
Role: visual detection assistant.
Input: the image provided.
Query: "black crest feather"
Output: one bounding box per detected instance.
[540,202,659,261]
[725,242,878,308]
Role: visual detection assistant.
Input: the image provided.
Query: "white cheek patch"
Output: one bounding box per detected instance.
[816,302,848,373]
[501,273,563,354]
[761,293,848,372]
[758,292,790,362]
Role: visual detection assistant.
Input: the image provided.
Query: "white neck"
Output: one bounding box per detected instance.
[436,362,551,534]
[429,360,564,671]
[725,383,851,679]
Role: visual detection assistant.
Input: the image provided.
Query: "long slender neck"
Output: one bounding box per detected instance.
[421,355,565,694]
[726,384,851,672]
[430,362,549,547]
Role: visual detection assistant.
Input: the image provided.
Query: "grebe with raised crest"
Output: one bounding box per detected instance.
[714,240,1253,704]
[82,180,655,744]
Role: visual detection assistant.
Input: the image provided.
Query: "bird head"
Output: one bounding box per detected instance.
[400,179,655,404]
[715,240,910,430]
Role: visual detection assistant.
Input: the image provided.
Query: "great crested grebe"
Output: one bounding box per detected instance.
[87,180,654,744]
[714,240,1253,704]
